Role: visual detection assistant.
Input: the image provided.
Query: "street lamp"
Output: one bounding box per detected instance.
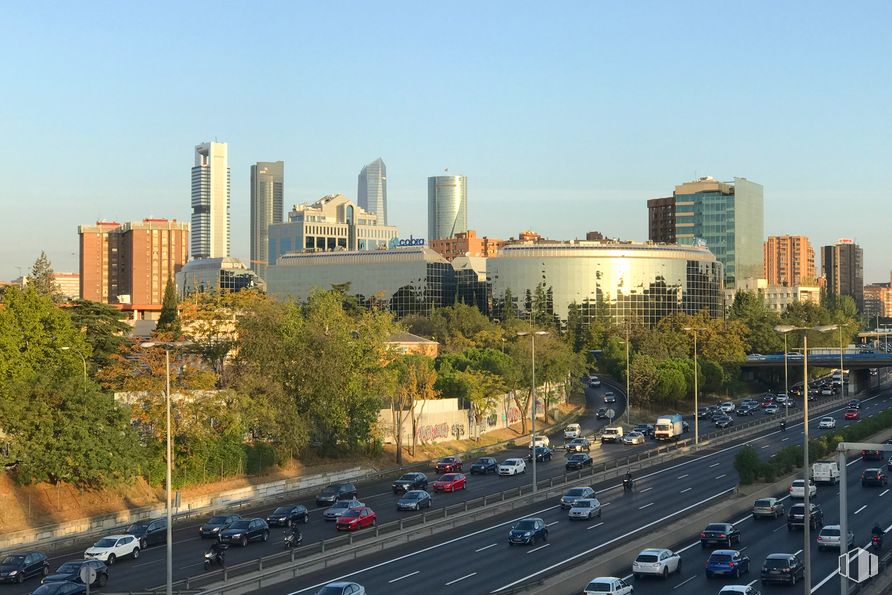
[838,325,846,398]
[623,322,631,425]
[141,340,192,595]
[517,330,548,494]
[774,324,837,592]
[59,346,87,388]
[682,327,706,446]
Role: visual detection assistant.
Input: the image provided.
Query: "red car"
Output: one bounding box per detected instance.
[845,409,860,420]
[432,473,467,492]
[435,456,462,473]
[335,506,376,531]
[760,397,775,408]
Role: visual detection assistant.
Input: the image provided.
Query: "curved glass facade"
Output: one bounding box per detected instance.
[487,243,723,326]
[427,176,468,240]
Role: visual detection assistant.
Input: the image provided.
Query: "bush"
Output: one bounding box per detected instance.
[734,446,761,484]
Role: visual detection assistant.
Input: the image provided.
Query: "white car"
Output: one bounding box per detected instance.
[583,576,633,595]
[789,478,817,499]
[719,401,736,413]
[622,431,645,445]
[529,435,550,449]
[588,375,601,387]
[818,417,836,429]
[718,586,760,595]
[632,548,681,579]
[564,423,582,439]
[498,458,527,476]
[84,534,140,564]
[568,498,602,520]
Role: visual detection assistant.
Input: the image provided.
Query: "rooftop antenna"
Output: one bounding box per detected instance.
[444,167,449,173]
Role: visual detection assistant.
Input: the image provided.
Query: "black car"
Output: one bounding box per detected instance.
[397,490,432,511]
[700,523,741,548]
[736,405,755,416]
[44,560,108,588]
[392,472,428,493]
[788,502,823,530]
[862,468,888,487]
[199,514,241,538]
[125,518,167,549]
[469,457,498,474]
[316,483,358,507]
[31,583,87,595]
[714,415,734,429]
[507,517,548,545]
[596,407,609,419]
[527,446,553,462]
[632,424,654,438]
[697,406,715,419]
[604,392,617,403]
[847,399,862,409]
[565,453,592,470]
[265,504,309,527]
[0,551,48,584]
[761,553,804,585]
[218,518,270,547]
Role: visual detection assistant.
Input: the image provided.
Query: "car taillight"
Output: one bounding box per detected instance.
[729,562,735,568]
[789,487,793,492]
[719,534,727,538]
[700,532,706,538]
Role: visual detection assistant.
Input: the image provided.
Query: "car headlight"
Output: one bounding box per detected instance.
[8,571,18,576]
[524,531,532,537]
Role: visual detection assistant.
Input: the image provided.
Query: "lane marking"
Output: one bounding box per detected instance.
[445,572,477,586]
[640,487,653,493]
[639,503,654,510]
[881,489,889,497]
[715,474,727,479]
[673,575,697,589]
[587,522,604,530]
[709,463,720,468]
[855,505,868,515]
[680,487,692,493]
[527,543,550,554]
[811,522,892,592]
[546,521,559,527]
[475,543,497,552]
[389,571,420,583]
[761,445,770,449]
[678,474,689,479]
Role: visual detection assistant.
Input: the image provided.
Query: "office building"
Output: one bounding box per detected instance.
[79,219,189,309]
[430,230,505,261]
[763,285,821,314]
[357,158,387,225]
[177,257,262,296]
[191,141,230,260]
[250,161,284,280]
[52,273,80,301]
[822,239,864,310]
[267,194,398,266]
[863,276,892,319]
[764,235,816,287]
[428,175,468,241]
[673,176,764,289]
[647,196,676,243]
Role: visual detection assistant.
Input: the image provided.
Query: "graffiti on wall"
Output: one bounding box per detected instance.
[505,407,521,424]
[416,422,449,443]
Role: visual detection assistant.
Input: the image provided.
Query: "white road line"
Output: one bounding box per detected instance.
[847,457,864,466]
[587,522,604,530]
[546,521,559,527]
[781,437,789,441]
[881,489,890,497]
[639,503,654,510]
[527,543,550,554]
[855,505,868,515]
[389,571,420,583]
[475,543,497,552]
[709,463,720,468]
[640,487,653,493]
[445,572,477,586]
[673,575,697,589]
[678,474,689,479]
[715,474,727,479]
[761,445,770,449]
[680,487,692,493]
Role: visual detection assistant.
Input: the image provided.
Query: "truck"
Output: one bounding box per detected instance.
[654,414,684,441]
[600,426,624,443]
[812,460,840,485]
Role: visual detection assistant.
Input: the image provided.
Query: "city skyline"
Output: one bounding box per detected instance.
[2,2,891,281]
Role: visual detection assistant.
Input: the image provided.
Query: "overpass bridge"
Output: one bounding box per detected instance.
[742,351,892,370]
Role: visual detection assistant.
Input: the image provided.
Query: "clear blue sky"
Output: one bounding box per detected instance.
[2,1,890,282]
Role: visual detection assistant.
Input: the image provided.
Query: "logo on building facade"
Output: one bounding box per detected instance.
[839,547,879,583]
[396,235,425,247]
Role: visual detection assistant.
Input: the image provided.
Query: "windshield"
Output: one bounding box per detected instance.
[822,528,840,536]
[585,581,612,592]
[397,474,415,481]
[321,486,339,496]
[792,480,804,486]
[57,562,82,573]
[566,488,586,497]
[1,555,25,564]
[710,554,733,562]
[475,458,490,464]
[636,554,658,563]
[227,520,250,530]
[317,588,345,595]
[440,474,457,481]
[655,424,669,430]
[441,458,456,463]
[705,524,726,531]
[331,501,351,509]
[402,492,422,499]
[341,509,360,518]
[754,499,772,507]
[574,500,592,508]
[570,455,584,461]
[94,538,118,547]
[127,522,150,533]
[765,558,790,569]
[515,520,536,530]
[273,507,290,515]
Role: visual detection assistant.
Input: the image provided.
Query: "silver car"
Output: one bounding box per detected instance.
[817,525,854,551]
[560,486,596,509]
[568,497,602,520]
[322,498,364,520]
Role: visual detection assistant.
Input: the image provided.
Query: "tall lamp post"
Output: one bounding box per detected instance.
[59,346,87,389]
[782,333,789,425]
[838,326,846,398]
[141,340,192,595]
[624,322,631,425]
[518,330,548,494]
[682,327,706,446]
[774,324,838,593]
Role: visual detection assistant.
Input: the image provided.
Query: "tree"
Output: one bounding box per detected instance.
[727,291,783,354]
[66,300,131,372]
[28,251,63,302]
[156,278,180,335]
[390,354,438,461]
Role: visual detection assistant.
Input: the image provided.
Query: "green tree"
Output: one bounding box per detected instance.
[28,251,63,302]
[67,300,131,372]
[389,354,438,460]
[156,278,180,335]
[727,291,783,354]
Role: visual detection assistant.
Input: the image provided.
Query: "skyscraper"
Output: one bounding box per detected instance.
[428,175,468,241]
[191,141,230,260]
[250,161,284,279]
[763,235,816,286]
[357,158,387,224]
[673,176,764,289]
[822,239,864,310]
[646,196,676,243]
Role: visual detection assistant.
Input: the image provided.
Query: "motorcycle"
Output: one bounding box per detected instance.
[623,477,634,492]
[284,529,303,550]
[872,533,883,551]
[203,544,229,571]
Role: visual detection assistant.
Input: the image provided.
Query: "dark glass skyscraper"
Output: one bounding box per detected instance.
[250,161,284,280]
[822,240,864,310]
[357,158,387,225]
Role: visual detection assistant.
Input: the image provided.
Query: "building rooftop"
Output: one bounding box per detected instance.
[387,332,439,345]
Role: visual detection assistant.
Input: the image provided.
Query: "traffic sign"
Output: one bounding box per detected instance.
[606,409,615,420]
[79,564,96,586]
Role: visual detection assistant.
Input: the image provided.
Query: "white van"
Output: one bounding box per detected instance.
[812,460,840,485]
[564,424,582,439]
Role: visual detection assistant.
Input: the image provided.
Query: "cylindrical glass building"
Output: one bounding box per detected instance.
[427,175,468,241]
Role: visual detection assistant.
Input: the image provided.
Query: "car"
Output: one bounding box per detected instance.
[265,504,309,527]
[435,456,463,473]
[705,549,751,579]
[527,446,553,462]
[788,502,823,530]
[817,525,854,551]
[822,388,835,397]
[125,518,168,549]
[596,407,609,419]
[862,468,888,487]
[710,411,727,423]
[736,405,755,417]
[700,523,741,548]
[698,406,714,419]
[560,486,596,509]
[469,457,498,474]
[752,497,785,519]
[566,437,592,452]
[818,417,836,429]
[775,395,789,407]
[588,375,601,387]
[622,431,645,445]
[763,405,779,415]
[218,518,270,546]
[392,472,428,494]
[315,483,358,506]
[83,534,140,565]
[604,392,616,403]
[632,423,654,438]
[583,577,633,595]
[529,435,550,449]
[760,553,804,585]
[0,551,48,584]
[30,583,87,595]
[316,582,367,595]
[862,449,883,461]
[566,453,593,470]
[789,478,816,498]
[396,490,431,511]
[199,514,241,538]
[760,396,775,408]
[499,458,527,475]
[719,401,735,413]
[564,423,582,439]
[432,473,467,491]
[335,506,376,531]
[845,409,861,420]
[718,586,760,595]
[848,399,862,409]
[714,415,734,429]
[43,560,108,587]
[507,517,548,545]
[323,498,365,520]
[632,548,682,579]
[568,498,602,520]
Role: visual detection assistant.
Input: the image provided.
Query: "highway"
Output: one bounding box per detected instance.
[243,386,892,595]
